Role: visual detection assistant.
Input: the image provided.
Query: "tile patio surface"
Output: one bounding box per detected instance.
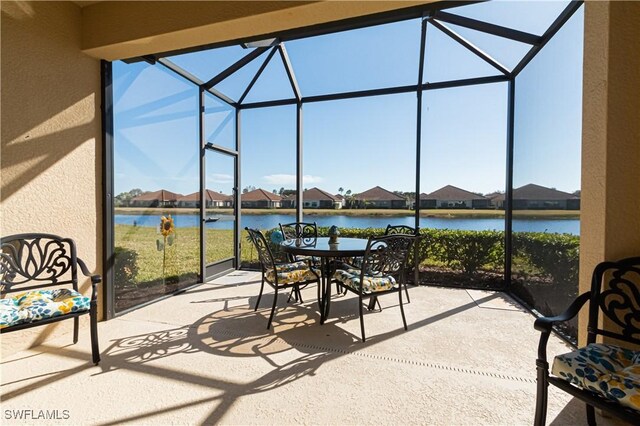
[0,271,628,425]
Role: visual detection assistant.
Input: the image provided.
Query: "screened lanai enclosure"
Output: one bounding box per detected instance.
[106,0,584,340]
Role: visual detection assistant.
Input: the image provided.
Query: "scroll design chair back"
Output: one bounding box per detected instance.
[534,256,640,426]
[245,228,319,329]
[334,234,415,342]
[0,233,100,364]
[279,222,318,261]
[384,224,417,302]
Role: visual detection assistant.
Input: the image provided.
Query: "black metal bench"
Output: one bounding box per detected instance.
[1,233,100,364]
[534,256,640,425]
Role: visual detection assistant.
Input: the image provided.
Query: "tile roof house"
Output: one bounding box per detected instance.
[419,185,490,209]
[130,189,182,208]
[303,187,343,209]
[281,193,296,209]
[241,188,282,208]
[177,190,232,208]
[492,184,580,210]
[353,186,407,209]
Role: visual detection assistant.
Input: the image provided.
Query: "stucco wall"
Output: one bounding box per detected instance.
[1,1,102,354]
[579,0,640,346]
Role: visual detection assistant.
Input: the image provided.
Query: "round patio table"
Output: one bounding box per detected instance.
[280,237,369,323]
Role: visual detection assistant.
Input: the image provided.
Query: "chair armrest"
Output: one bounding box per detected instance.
[534,292,590,332]
[534,292,590,364]
[77,257,102,286]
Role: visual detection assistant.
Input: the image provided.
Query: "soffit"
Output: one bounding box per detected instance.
[80,1,438,61]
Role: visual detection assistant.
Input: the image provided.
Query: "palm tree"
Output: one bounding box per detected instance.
[338,187,344,195]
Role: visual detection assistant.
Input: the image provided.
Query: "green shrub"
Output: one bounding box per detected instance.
[513,232,580,285]
[114,246,139,287]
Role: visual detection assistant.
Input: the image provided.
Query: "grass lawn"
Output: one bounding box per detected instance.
[115,225,257,284]
[116,207,579,219]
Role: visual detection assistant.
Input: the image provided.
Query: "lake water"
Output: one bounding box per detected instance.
[115,213,580,235]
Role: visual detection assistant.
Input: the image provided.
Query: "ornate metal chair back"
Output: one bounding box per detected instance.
[384,224,416,236]
[587,257,640,346]
[279,222,317,245]
[245,228,277,272]
[0,233,79,295]
[361,235,415,280]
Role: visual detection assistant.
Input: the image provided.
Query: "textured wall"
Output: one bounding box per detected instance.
[1,1,102,354]
[579,0,640,346]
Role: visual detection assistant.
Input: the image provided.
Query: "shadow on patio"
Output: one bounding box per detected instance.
[0,271,625,425]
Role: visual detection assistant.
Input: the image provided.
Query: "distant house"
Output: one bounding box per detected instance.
[353,186,407,209]
[130,189,182,208]
[491,184,580,210]
[419,185,490,209]
[281,193,296,209]
[177,190,232,208]
[241,188,282,208]
[303,187,343,209]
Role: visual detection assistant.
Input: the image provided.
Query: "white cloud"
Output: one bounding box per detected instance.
[262,174,324,185]
[209,173,233,183]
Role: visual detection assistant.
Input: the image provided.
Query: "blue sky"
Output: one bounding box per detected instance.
[113,1,583,197]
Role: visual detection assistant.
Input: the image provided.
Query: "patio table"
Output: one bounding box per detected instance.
[280,237,369,324]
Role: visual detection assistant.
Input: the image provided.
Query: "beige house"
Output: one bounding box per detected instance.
[177,190,232,208]
[354,186,407,209]
[129,189,182,208]
[241,188,282,208]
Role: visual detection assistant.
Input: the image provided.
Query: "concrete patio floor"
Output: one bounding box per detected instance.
[0,271,628,425]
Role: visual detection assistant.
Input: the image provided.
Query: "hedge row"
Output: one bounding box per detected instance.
[263,227,579,284]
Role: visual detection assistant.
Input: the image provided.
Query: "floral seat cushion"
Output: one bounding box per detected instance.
[266,262,319,285]
[333,267,397,294]
[0,289,90,329]
[552,343,640,412]
[0,298,31,329]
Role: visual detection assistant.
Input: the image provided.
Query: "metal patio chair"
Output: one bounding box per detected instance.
[534,256,640,426]
[245,227,320,329]
[333,234,415,342]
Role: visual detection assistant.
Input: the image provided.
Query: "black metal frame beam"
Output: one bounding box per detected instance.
[512,0,583,77]
[504,78,515,289]
[157,57,236,106]
[199,88,206,282]
[203,47,270,90]
[279,44,302,101]
[101,60,115,320]
[433,11,543,45]
[414,17,428,286]
[429,18,510,76]
[237,75,510,109]
[238,46,278,104]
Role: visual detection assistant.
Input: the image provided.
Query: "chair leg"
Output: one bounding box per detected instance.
[267,287,278,329]
[359,295,366,342]
[255,276,265,311]
[586,404,596,426]
[404,282,411,304]
[296,285,304,303]
[534,361,549,426]
[90,302,100,365]
[73,316,79,344]
[398,288,408,331]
